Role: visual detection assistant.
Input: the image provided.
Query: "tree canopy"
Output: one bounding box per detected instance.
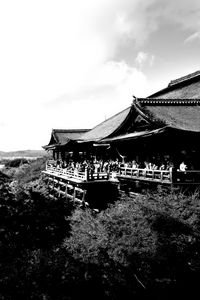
[1,167,200,299]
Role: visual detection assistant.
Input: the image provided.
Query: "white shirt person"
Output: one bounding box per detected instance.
[179,161,187,172]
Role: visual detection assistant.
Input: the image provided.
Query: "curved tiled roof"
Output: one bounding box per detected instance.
[43,129,90,149]
[135,71,200,133]
[53,129,89,145]
[149,70,200,99]
[81,106,132,142]
[103,127,167,142]
[43,70,200,148]
[168,70,200,87]
[134,98,200,132]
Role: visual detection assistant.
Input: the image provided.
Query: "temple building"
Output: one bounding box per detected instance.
[79,70,200,166]
[43,70,200,206]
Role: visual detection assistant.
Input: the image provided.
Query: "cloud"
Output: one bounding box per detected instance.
[43,59,159,140]
[0,122,6,128]
[105,0,200,49]
[135,52,155,67]
[1,0,200,150]
[184,32,200,44]
[1,0,159,150]
[46,59,150,106]
[48,60,150,112]
[147,0,200,35]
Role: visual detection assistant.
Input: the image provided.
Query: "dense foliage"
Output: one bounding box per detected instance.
[4,158,29,168]
[0,180,71,299]
[1,161,200,299]
[63,190,200,299]
[3,157,47,186]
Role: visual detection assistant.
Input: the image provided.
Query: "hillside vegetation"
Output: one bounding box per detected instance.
[1,161,200,300]
[2,156,48,187]
[1,157,200,298]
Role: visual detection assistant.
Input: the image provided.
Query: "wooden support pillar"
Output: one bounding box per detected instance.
[73,186,76,204]
[57,180,61,198]
[53,150,56,160]
[56,150,60,160]
[82,190,86,203]
[85,167,89,181]
[65,184,69,201]
[61,149,66,162]
[107,171,109,180]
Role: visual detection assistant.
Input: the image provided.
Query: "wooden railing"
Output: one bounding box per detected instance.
[176,170,200,183]
[118,167,172,183]
[45,163,110,182]
[45,162,200,185]
[118,167,200,184]
[46,165,86,181]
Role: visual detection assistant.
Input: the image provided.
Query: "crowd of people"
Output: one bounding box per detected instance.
[48,158,188,174]
[49,159,120,173]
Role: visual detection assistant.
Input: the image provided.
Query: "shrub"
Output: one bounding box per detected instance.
[5,158,29,168]
[2,183,200,299]
[62,191,200,298]
[12,157,47,185]
[0,181,72,299]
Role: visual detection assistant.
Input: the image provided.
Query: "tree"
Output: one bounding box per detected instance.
[2,179,200,299]
[0,181,71,299]
[63,190,200,298]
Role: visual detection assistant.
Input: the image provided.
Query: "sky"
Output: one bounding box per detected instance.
[0,0,200,151]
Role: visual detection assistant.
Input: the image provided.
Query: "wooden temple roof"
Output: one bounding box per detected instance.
[133,98,200,132]
[102,127,167,142]
[43,70,200,148]
[80,106,132,142]
[82,70,200,143]
[43,129,90,150]
[131,71,200,133]
[149,70,200,99]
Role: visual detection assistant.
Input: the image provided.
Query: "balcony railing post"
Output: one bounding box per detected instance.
[85,167,89,181]
[160,171,163,181]
[90,168,94,181]
[170,167,177,183]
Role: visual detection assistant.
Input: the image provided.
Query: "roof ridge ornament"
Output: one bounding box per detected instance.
[137,98,200,105]
[132,95,138,105]
[168,70,200,87]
